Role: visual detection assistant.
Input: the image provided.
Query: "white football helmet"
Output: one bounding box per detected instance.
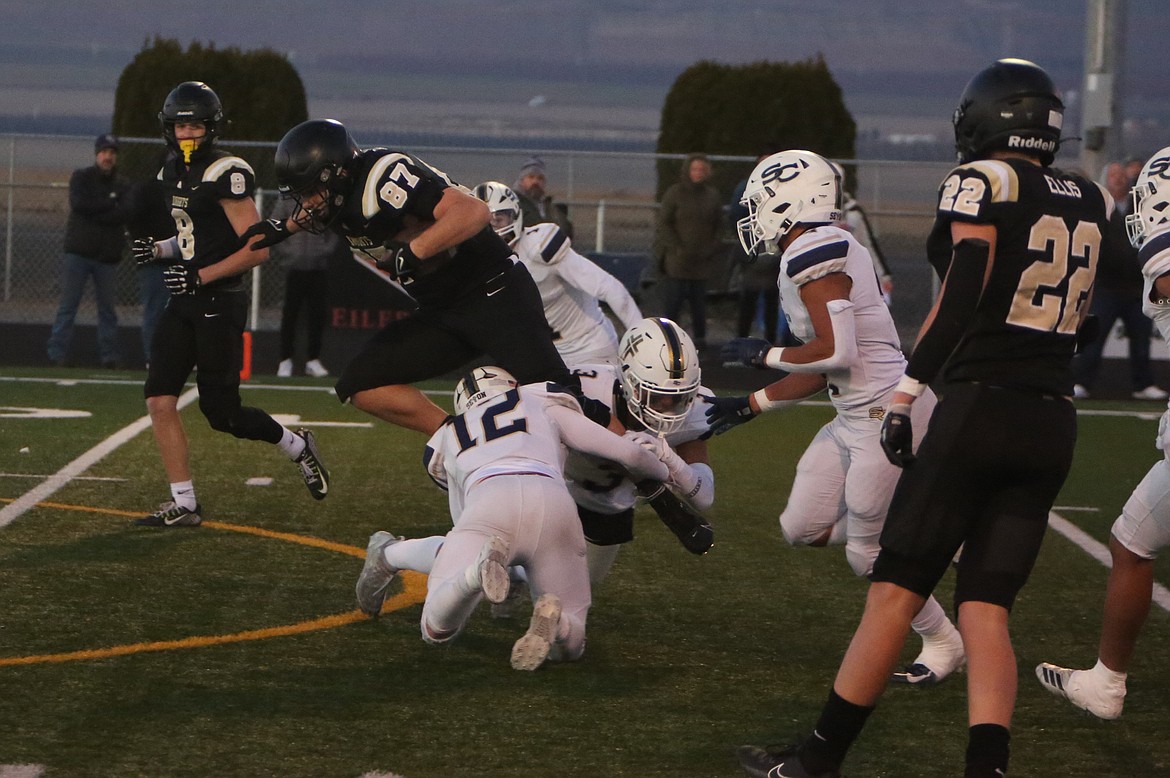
[473,180,523,247]
[737,150,843,258]
[454,366,519,414]
[618,318,701,436]
[1126,146,1170,249]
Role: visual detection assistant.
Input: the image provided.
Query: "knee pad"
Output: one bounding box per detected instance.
[197,383,241,433]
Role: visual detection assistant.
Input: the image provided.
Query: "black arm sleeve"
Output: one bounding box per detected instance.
[904,238,990,385]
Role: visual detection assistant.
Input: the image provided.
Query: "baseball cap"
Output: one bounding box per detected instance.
[94,133,119,152]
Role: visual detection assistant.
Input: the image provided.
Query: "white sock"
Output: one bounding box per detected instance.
[911,596,959,643]
[1091,658,1128,687]
[587,543,622,585]
[277,427,305,460]
[170,480,197,510]
[383,535,444,575]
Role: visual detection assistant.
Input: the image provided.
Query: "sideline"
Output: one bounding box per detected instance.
[0,500,427,667]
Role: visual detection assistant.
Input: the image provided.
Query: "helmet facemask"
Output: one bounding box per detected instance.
[1126,147,1170,249]
[285,168,348,235]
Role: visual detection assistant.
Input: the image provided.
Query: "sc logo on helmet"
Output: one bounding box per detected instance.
[760,158,811,185]
[1147,156,1170,180]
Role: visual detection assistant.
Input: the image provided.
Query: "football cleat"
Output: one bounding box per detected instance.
[355,531,402,617]
[135,500,202,527]
[510,593,562,671]
[294,428,330,500]
[736,744,840,778]
[473,536,510,605]
[892,636,966,686]
[1035,663,1125,720]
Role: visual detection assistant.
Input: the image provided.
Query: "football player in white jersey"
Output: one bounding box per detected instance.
[352,366,668,670]
[710,150,965,686]
[566,316,716,583]
[1036,145,1170,719]
[475,181,643,366]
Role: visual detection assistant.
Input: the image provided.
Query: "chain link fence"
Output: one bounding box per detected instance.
[0,133,949,347]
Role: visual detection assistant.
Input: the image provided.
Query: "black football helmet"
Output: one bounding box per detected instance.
[274,119,360,233]
[159,81,224,157]
[952,58,1064,165]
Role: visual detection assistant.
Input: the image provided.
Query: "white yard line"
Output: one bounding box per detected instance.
[1048,512,1170,613]
[0,387,199,529]
[0,764,46,777]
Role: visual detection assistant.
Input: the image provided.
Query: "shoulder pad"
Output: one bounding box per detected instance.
[784,227,850,284]
[529,223,571,264]
[942,159,1019,205]
[532,382,583,412]
[1092,181,1115,218]
[1140,231,1170,282]
[202,155,256,199]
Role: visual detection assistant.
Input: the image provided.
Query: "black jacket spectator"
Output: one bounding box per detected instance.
[64,164,131,263]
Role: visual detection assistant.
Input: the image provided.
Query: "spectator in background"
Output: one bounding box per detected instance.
[47,133,130,369]
[729,155,782,344]
[655,153,724,351]
[1072,161,1168,401]
[269,196,349,378]
[834,163,895,305]
[514,156,574,240]
[124,155,174,367]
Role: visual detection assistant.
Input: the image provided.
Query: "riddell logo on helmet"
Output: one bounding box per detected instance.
[1007,135,1056,152]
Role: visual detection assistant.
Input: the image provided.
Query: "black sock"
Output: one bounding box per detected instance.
[964,723,1010,777]
[798,688,874,774]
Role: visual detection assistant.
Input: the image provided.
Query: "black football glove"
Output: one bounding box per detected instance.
[635,480,714,555]
[721,337,773,369]
[701,395,757,437]
[131,237,157,266]
[241,218,292,250]
[162,264,201,296]
[879,402,915,467]
[375,240,424,281]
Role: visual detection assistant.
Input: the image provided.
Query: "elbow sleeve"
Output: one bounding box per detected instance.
[766,299,858,372]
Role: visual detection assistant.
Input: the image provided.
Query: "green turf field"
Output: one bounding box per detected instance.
[1,367,1167,777]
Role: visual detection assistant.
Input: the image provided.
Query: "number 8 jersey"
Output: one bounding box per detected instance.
[924,157,1113,396]
[159,148,256,289]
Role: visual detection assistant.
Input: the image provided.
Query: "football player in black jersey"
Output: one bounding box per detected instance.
[132,82,330,527]
[737,59,1111,778]
[243,119,585,437]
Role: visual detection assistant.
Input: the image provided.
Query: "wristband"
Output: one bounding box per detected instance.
[763,347,787,370]
[752,388,799,413]
[895,375,926,398]
[156,236,181,261]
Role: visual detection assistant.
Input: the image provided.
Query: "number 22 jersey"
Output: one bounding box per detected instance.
[924,158,1113,396]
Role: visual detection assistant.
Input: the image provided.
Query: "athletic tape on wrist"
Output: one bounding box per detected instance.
[752,388,799,413]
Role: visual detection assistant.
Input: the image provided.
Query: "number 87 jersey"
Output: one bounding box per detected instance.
[924,157,1113,396]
